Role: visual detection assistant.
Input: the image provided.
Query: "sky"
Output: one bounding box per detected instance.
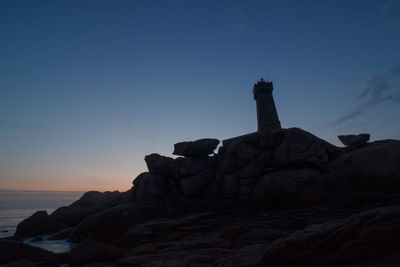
[0,0,399,191]
[0,190,84,209]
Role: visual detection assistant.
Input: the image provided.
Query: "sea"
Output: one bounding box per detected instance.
[0,190,84,253]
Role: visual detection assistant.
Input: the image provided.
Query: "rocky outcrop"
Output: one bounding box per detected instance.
[47,227,73,240]
[129,128,400,206]
[262,205,400,266]
[328,139,400,191]
[180,169,214,197]
[11,127,400,266]
[131,128,348,204]
[144,153,174,174]
[14,211,63,238]
[70,202,167,243]
[270,128,340,168]
[251,169,349,206]
[338,133,370,148]
[132,150,218,200]
[0,238,58,267]
[70,239,124,265]
[173,138,220,157]
[51,190,130,227]
[131,173,171,200]
[13,191,131,240]
[0,260,36,267]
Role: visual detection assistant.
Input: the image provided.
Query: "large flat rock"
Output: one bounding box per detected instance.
[173,139,220,157]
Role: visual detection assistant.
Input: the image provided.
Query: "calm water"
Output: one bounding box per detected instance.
[0,208,40,238]
[0,190,84,252]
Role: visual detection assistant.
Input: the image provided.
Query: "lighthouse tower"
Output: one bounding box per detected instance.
[253,79,281,132]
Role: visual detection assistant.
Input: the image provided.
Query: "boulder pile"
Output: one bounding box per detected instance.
[5,127,400,266]
[131,128,399,206]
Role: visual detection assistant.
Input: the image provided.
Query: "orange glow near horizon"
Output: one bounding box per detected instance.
[0,179,131,192]
[0,180,131,192]
[0,169,144,192]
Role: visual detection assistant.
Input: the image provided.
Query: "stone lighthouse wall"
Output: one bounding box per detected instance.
[253,80,281,132]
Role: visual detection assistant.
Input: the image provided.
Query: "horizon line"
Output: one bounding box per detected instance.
[0,189,89,193]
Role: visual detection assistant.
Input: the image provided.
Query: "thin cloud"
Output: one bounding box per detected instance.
[331,66,400,127]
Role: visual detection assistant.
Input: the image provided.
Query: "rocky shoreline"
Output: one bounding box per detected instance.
[2,127,400,266]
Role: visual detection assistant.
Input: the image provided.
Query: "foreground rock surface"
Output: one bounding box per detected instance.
[0,238,58,267]
[70,238,124,265]
[34,192,400,266]
[10,127,400,266]
[263,204,400,266]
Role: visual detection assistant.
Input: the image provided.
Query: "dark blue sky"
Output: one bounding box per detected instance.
[1,0,399,190]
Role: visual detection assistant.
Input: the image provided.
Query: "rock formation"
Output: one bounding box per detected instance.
[131,127,346,204]
[5,127,400,266]
[338,133,370,151]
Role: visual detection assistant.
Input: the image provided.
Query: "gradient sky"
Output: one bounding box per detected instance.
[1,0,399,191]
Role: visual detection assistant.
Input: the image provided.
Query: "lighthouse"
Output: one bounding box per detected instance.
[253,79,281,132]
[222,78,282,147]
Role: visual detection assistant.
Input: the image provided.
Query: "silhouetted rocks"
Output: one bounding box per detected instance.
[70,239,124,265]
[180,169,215,197]
[131,173,171,200]
[14,211,62,238]
[173,138,220,157]
[338,133,370,148]
[0,238,58,266]
[0,259,36,267]
[12,191,131,241]
[130,128,347,204]
[270,128,340,168]
[252,169,339,205]
[47,227,73,241]
[178,156,216,177]
[11,127,400,266]
[144,153,174,174]
[51,190,130,227]
[70,202,167,243]
[328,139,400,191]
[262,205,400,266]
[30,237,43,242]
